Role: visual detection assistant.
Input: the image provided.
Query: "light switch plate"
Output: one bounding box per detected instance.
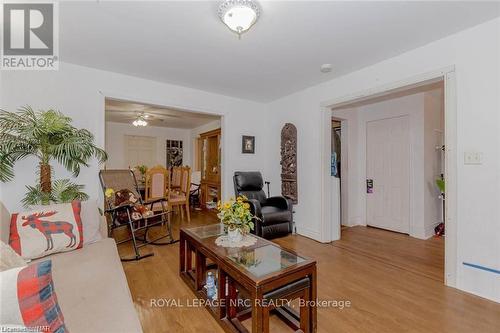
[464,151,483,165]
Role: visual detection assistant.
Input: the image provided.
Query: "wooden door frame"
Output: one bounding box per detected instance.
[319,66,457,288]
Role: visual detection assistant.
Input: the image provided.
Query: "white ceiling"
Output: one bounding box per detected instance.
[60,1,500,102]
[105,98,220,129]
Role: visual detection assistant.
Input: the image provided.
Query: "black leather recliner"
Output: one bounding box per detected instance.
[233,171,293,239]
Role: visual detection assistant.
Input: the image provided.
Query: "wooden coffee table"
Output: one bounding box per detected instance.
[180,224,317,333]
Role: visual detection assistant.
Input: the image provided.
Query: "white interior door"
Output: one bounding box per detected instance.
[125,135,157,168]
[366,116,410,233]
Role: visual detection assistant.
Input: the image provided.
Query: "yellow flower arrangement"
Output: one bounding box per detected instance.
[105,188,115,198]
[217,195,257,234]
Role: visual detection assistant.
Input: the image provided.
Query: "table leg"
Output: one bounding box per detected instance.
[252,290,263,333]
[227,277,238,319]
[218,269,227,319]
[310,267,317,333]
[262,306,270,333]
[179,233,185,274]
[300,286,310,333]
[195,250,206,291]
[186,244,192,272]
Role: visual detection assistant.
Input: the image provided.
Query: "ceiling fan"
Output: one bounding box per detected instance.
[105,109,182,127]
[132,113,148,127]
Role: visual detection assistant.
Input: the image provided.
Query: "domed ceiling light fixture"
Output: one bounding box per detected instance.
[132,114,148,127]
[218,0,260,39]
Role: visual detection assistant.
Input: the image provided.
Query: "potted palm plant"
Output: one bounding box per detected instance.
[0,106,107,206]
[217,196,256,242]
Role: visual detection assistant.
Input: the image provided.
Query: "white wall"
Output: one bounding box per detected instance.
[333,90,443,239]
[0,62,270,212]
[105,121,192,169]
[267,18,500,302]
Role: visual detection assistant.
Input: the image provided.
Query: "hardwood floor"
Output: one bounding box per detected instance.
[119,211,500,332]
[332,226,445,282]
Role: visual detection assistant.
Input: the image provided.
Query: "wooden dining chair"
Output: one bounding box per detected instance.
[169,166,191,222]
[145,165,169,212]
[171,166,182,192]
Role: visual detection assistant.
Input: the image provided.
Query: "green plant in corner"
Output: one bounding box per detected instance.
[134,164,148,182]
[0,106,107,206]
[436,178,445,194]
[22,179,89,207]
[135,165,148,176]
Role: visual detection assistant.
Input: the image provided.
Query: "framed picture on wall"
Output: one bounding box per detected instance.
[242,135,255,154]
[166,140,183,167]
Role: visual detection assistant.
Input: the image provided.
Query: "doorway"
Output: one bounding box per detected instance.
[103,97,223,222]
[322,70,455,285]
[332,81,444,237]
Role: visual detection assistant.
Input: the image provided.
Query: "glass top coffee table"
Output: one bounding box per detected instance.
[180,224,317,333]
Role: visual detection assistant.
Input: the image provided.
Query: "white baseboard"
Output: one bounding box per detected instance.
[295,227,323,243]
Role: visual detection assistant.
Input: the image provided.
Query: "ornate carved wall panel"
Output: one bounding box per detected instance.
[280,123,297,204]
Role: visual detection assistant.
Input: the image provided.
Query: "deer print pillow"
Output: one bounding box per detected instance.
[9,201,83,260]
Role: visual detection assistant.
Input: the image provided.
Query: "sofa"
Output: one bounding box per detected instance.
[0,201,143,333]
